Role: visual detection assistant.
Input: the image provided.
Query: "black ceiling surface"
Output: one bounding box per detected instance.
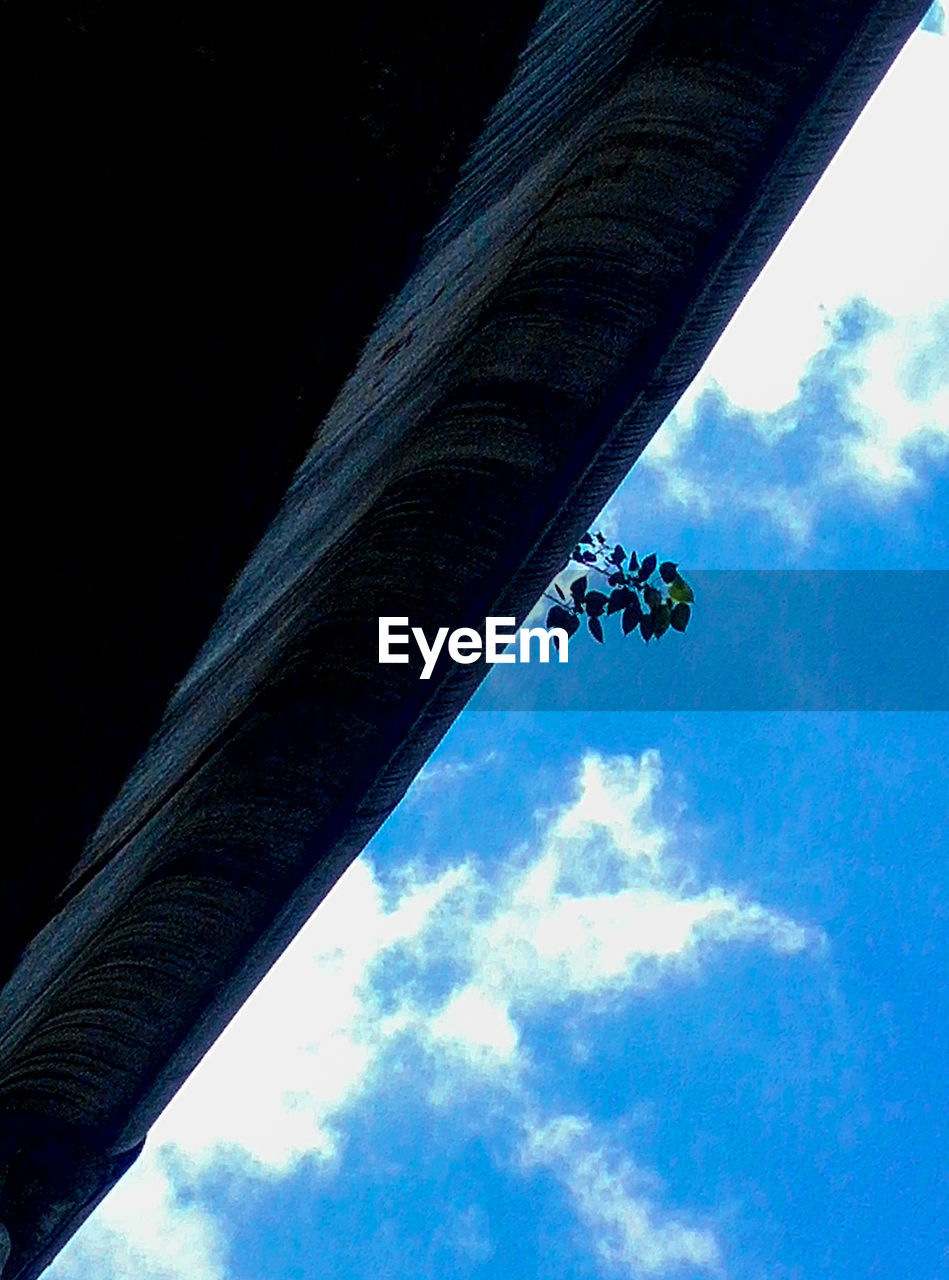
[1,0,545,979]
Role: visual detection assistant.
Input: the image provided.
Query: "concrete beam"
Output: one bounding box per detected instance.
[1,0,546,984]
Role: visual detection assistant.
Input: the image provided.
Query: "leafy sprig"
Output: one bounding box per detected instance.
[544,531,694,646]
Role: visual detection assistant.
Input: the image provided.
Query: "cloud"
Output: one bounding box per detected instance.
[617,28,948,550]
[442,1203,495,1266]
[691,26,946,414]
[409,749,502,794]
[623,295,947,553]
[519,1114,722,1277]
[146,858,478,1175]
[47,1145,227,1280]
[830,304,949,492]
[45,858,478,1279]
[46,749,820,1279]
[411,752,817,1072]
[425,982,521,1068]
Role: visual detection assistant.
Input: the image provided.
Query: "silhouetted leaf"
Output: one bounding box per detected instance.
[588,615,604,643]
[570,576,588,606]
[554,582,566,600]
[668,575,694,603]
[622,599,643,634]
[596,532,606,544]
[581,550,596,563]
[607,572,624,586]
[670,602,691,632]
[584,590,608,617]
[628,551,639,571]
[643,584,661,609]
[659,561,678,584]
[611,544,626,566]
[639,553,657,581]
[546,605,576,635]
[640,613,654,642]
[653,602,671,638]
[580,532,594,545]
[608,587,633,615]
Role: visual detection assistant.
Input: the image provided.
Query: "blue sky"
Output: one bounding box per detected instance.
[46,12,947,1280]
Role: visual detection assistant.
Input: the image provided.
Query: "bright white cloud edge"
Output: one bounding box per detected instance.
[634,26,948,534]
[47,749,822,1280]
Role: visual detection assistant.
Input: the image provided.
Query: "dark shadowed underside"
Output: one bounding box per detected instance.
[2,0,548,983]
[0,2,930,1276]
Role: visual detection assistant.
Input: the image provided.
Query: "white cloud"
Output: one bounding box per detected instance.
[830,306,949,493]
[550,750,667,871]
[47,1145,227,1280]
[451,752,816,1034]
[411,749,502,792]
[519,1114,722,1276]
[637,26,948,524]
[147,857,477,1175]
[47,749,820,1278]
[425,983,521,1067]
[686,27,947,417]
[448,1203,495,1265]
[46,858,478,1278]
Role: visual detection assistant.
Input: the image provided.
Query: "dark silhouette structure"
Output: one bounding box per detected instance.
[0,2,930,1276]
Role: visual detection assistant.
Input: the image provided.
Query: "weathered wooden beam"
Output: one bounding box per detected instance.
[0,2,929,1276]
[1,0,547,985]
